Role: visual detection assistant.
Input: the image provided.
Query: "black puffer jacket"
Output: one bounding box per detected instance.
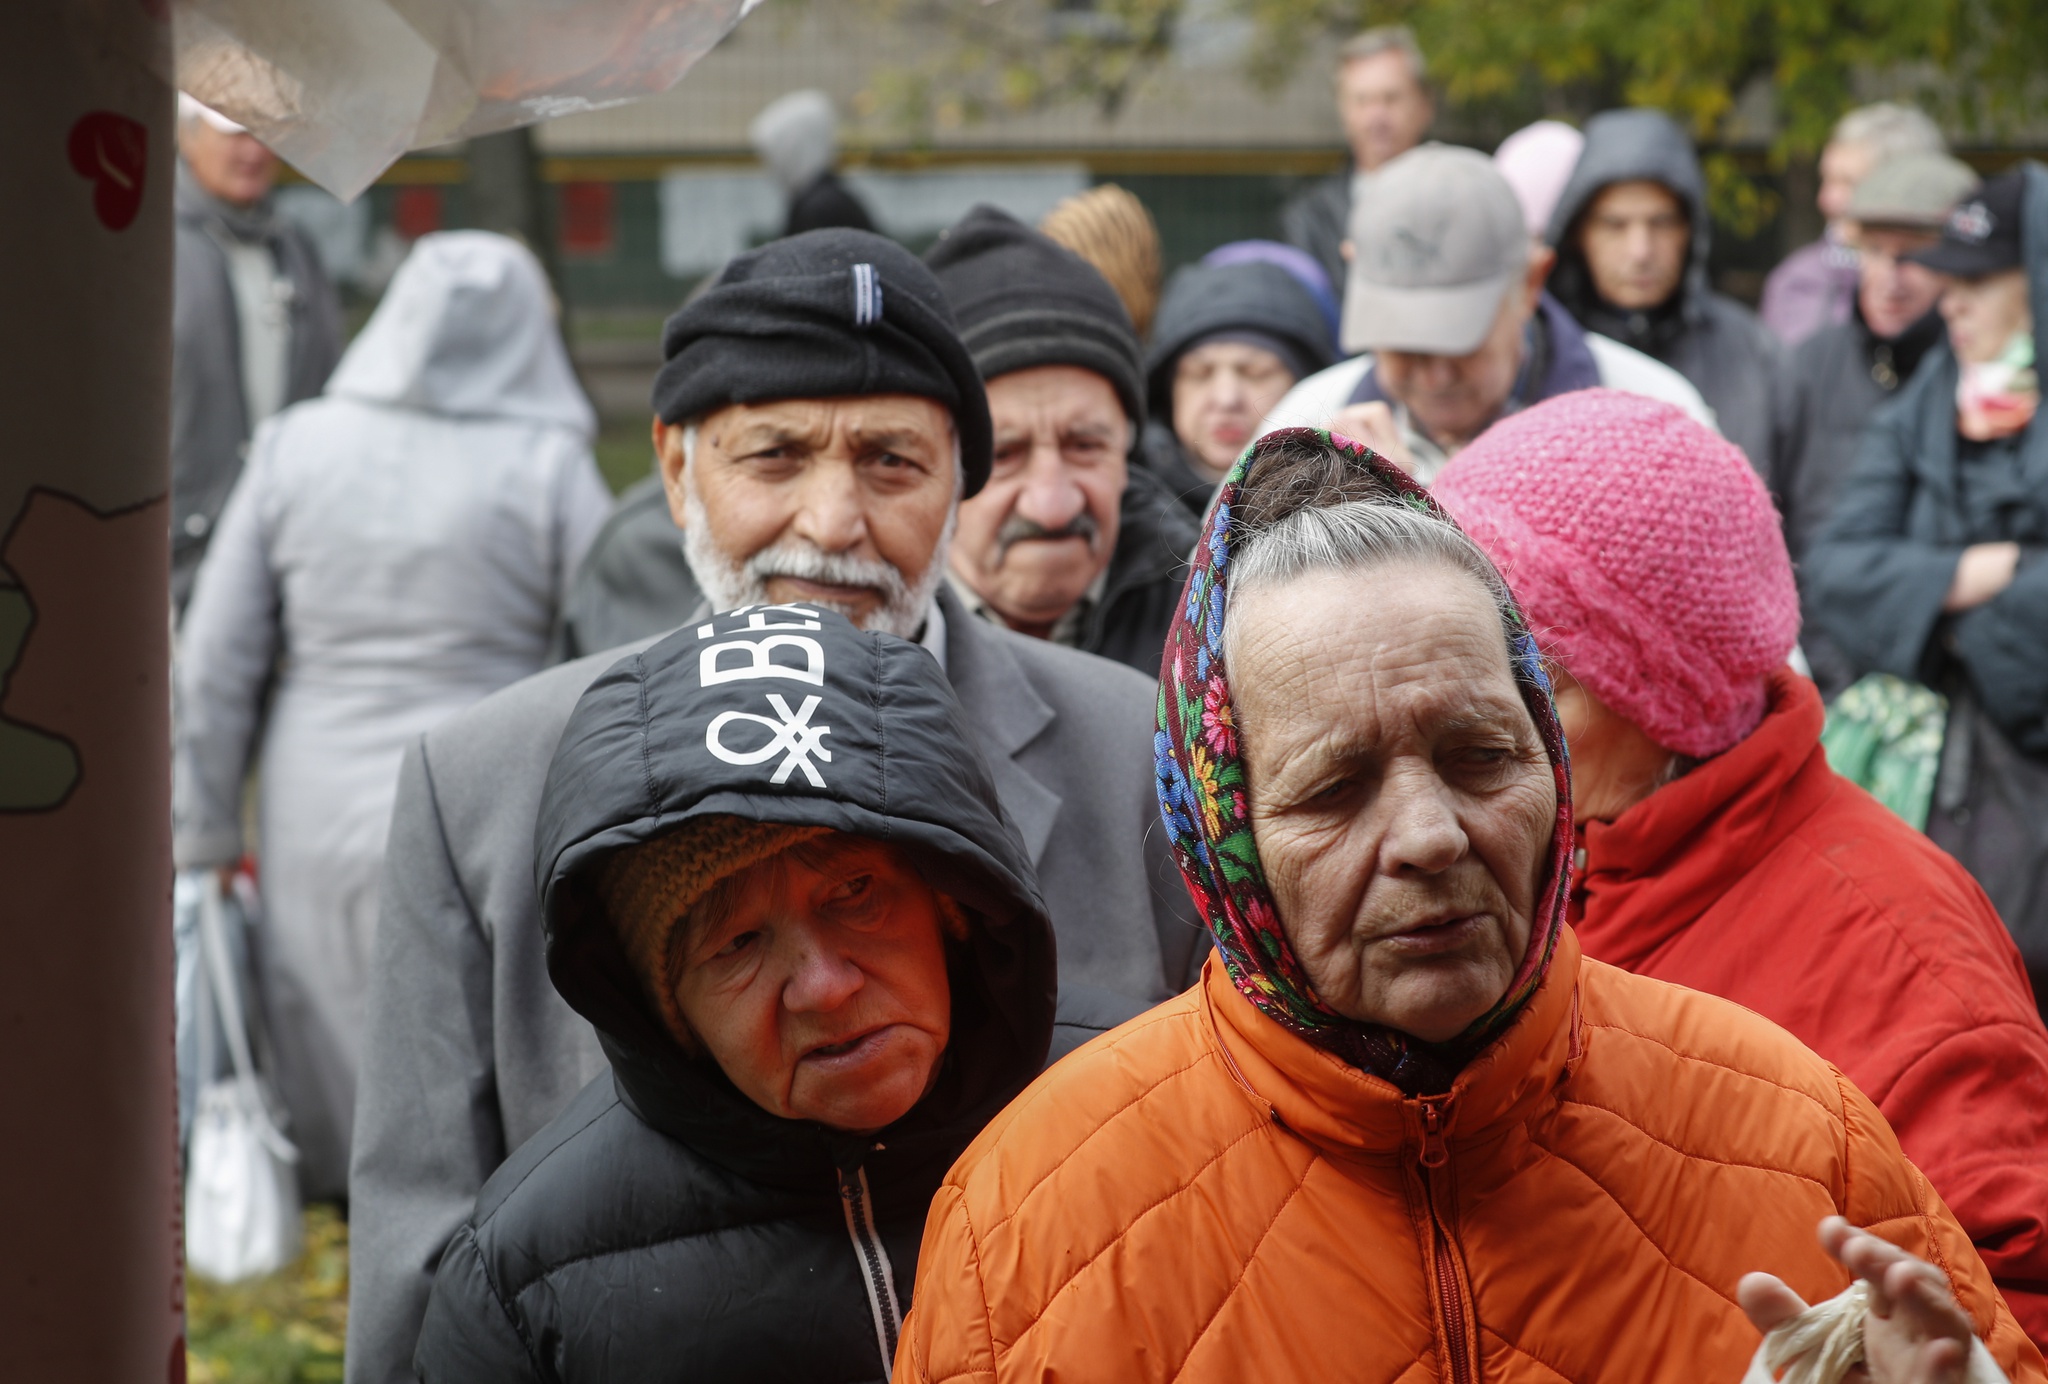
[415,606,1084,1383]
[1546,109,1782,471]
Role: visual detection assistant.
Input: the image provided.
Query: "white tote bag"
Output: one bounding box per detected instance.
[184,875,303,1282]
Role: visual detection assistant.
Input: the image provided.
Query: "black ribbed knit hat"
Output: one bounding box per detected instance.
[925,204,1145,431]
[652,229,995,496]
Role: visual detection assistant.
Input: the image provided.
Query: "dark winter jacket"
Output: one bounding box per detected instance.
[1135,422,1217,517]
[1069,461,1198,675]
[552,472,701,663]
[172,162,343,613]
[1806,162,2048,960]
[415,607,1095,1383]
[1279,170,1352,303]
[1771,304,1945,696]
[1546,109,1782,470]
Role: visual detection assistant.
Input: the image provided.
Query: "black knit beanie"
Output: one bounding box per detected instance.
[925,204,1146,432]
[652,229,995,496]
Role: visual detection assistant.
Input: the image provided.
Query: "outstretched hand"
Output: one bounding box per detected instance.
[1739,1217,1979,1384]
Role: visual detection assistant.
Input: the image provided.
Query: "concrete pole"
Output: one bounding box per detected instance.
[0,2,181,1379]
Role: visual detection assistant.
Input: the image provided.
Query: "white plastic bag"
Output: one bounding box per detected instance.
[184,875,302,1283]
[1741,1281,2009,1384]
[166,0,763,200]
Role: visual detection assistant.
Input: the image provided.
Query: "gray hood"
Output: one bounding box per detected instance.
[1545,108,1713,327]
[325,231,594,437]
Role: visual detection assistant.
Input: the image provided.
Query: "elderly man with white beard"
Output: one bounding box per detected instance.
[342,230,1206,1384]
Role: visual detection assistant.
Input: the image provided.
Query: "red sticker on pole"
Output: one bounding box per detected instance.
[67,111,148,231]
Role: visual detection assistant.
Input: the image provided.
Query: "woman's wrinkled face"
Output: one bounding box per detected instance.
[1229,562,1556,1043]
[671,837,952,1132]
[1173,342,1299,480]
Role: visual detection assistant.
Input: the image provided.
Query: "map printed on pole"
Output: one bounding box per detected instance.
[0,490,168,815]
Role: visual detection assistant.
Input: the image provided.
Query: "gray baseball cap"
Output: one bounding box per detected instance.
[1341,143,1531,357]
[1848,151,1979,231]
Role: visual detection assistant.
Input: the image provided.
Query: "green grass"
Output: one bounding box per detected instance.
[186,1204,349,1384]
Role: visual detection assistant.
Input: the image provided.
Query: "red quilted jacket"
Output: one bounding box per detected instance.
[1574,666,2048,1345]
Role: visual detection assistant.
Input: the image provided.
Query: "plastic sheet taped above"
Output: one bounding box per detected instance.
[168,0,763,200]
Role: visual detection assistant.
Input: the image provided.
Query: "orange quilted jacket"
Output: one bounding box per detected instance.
[895,930,2045,1384]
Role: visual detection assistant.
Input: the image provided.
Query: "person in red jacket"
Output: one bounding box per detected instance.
[1433,387,2048,1348]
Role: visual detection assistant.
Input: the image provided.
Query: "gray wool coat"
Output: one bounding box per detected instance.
[343,582,1207,1384]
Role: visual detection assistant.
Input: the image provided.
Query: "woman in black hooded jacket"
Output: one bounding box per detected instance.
[413,603,1127,1382]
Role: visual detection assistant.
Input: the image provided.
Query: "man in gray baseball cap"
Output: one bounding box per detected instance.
[1266,142,1712,482]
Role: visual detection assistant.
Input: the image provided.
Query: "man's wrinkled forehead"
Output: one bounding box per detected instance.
[700,395,957,456]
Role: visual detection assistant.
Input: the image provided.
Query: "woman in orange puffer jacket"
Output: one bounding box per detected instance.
[894,430,2044,1384]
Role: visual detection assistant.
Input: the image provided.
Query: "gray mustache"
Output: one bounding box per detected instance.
[997,511,1100,556]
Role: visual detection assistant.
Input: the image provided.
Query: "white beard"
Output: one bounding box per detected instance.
[679,464,956,639]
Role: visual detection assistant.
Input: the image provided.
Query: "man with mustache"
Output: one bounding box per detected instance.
[926,206,1200,675]
[344,230,1205,1384]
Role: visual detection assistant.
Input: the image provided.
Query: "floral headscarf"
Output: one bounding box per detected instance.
[1154,428,1574,1094]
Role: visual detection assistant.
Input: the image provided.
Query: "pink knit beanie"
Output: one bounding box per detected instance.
[1431,389,1799,758]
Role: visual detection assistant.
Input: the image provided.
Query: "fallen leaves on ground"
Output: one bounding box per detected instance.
[186,1203,348,1384]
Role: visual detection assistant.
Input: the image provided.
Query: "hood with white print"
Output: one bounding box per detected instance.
[533,602,1056,1189]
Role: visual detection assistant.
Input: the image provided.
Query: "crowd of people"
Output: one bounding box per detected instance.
[161,30,2048,1384]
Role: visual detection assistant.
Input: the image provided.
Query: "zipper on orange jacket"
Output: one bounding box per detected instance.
[1418,1096,1476,1384]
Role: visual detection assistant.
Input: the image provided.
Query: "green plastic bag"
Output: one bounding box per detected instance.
[1820,673,1948,830]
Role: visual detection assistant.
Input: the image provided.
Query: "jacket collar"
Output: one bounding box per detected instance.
[1571,669,1836,972]
[1204,927,1583,1161]
[935,582,1062,866]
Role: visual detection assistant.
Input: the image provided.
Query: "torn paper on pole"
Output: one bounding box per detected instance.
[170,0,763,201]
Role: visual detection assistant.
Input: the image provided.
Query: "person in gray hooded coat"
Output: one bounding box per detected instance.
[1545,108,1782,470]
[173,231,612,1197]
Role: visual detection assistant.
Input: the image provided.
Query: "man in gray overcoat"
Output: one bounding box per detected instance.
[172,96,342,614]
[344,229,1208,1384]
